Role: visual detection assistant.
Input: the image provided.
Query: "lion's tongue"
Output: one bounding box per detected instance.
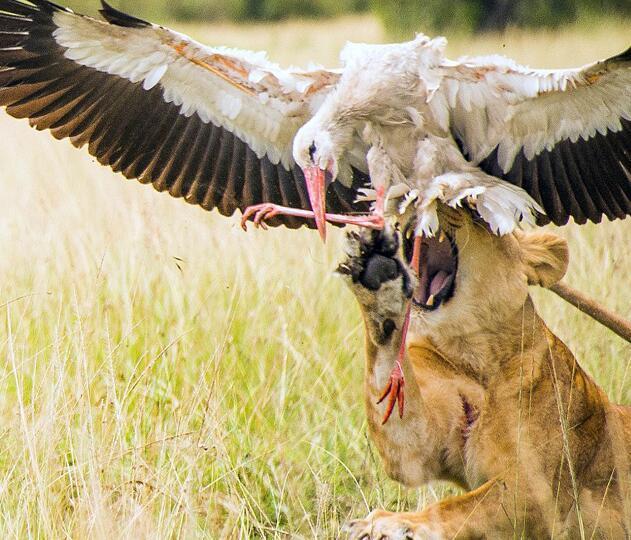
[429,270,450,296]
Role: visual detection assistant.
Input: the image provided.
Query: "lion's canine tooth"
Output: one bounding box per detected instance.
[439,231,446,243]
[427,294,435,307]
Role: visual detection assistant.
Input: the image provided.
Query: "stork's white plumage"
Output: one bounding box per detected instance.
[0,0,628,239]
[288,34,630,238]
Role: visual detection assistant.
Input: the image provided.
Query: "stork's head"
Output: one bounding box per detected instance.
[293,116,350,242]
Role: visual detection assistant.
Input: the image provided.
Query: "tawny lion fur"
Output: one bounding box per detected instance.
[341,212,631,539]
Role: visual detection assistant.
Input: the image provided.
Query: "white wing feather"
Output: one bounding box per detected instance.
[52,10,340,170]
[435,52,631,171]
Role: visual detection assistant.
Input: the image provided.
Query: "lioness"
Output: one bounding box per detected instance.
[339,211,631,539]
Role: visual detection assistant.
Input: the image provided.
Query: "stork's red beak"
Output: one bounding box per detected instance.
[304,166,327,242]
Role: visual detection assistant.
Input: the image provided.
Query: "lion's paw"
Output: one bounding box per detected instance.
[337,227,411,294]
[336,228,414,345]
[342,510,443,540]
[342,510,414,540]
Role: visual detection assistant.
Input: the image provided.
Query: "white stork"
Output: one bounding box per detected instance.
[0,0,628,239]
[0,0,629,420]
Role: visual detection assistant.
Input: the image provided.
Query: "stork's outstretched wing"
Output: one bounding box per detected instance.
[0,0,368,228]
[435,48,631,225]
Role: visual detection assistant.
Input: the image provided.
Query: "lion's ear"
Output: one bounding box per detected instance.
[515,231,569,287]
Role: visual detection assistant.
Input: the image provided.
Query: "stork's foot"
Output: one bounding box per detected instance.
[240,203,309,230]
[241,203,282,230]
[377,360,405,424]
[240,203,385,233]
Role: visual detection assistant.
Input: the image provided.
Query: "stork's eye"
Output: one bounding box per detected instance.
[308,142,317,161]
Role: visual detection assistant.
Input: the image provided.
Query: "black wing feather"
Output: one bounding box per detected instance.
[98,0,150,29]
[557,139,598,223]
[478,117,631,226]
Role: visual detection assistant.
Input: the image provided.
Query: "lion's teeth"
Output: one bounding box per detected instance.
[439,231,446,243]
[427,294,435,307]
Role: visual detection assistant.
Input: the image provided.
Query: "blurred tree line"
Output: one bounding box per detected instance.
[62,0,368,22]
[63,0,630,32]
[372,0,631,37]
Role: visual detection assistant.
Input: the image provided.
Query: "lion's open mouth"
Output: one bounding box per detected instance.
[404,230,458,311]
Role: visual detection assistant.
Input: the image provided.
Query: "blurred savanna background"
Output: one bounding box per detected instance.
[0,0,629,538]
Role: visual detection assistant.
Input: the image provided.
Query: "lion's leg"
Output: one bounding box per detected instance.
[344,477,545,539]
[338,228,473,489]
[338,227,416,423]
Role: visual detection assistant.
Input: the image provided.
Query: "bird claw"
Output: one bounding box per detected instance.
[241,203,281,231]
[377,361,405,424]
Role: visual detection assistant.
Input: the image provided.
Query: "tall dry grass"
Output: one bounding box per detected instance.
[0,14,629,539]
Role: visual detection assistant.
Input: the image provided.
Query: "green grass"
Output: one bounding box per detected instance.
[0,15,629,539]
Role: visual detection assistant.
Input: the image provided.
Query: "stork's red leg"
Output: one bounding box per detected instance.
[378,235,422,424]
[241,186,387,236]
[241,203,385,231]
[410,235,423,271]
